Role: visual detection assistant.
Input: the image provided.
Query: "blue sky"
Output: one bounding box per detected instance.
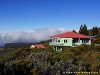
[0,0,100,32]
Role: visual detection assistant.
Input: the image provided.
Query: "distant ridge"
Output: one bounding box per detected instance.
[4,40,51,50]
[4,43,36,49]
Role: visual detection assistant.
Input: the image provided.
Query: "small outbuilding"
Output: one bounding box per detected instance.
[31,44,46,49]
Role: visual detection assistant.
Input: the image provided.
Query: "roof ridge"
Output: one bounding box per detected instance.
[51,31,90,38]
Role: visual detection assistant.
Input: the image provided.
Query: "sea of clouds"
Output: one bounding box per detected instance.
[0,28,67,46]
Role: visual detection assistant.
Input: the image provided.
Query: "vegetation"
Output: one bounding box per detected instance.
[79,24,89,35]
[0,43,100,75]
[79,24,100,38]
[91,26,99,36]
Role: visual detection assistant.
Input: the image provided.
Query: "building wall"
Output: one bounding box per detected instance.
[31,45,35,48]
[51,38,73,46]
[51,37,91,47]
[61,38,72,46]
[73,38,91,46]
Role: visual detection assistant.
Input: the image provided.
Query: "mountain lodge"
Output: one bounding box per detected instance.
[50,31,91,51]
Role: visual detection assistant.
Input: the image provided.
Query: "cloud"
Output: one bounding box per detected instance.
[0,28,67,44]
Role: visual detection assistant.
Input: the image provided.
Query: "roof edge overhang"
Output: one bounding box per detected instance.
[51,37,90,38]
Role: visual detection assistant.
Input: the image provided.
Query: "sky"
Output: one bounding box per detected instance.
[0,0,100,44]
[0,0,100,32]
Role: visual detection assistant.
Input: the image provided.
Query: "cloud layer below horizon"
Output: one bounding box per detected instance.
[0,28,67,44]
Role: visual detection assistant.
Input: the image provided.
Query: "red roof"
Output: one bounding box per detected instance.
[92,38,96,41]
[31,44,45,48]
[51,31,90,38]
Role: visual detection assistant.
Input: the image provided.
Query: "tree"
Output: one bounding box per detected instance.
[91,26,98,36]
[84,24,89,35]
[79,24,89,35]
[79,25,83,34]
[72,30,77,33]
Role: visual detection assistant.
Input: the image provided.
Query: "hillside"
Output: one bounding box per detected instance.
[4,43,35,48]
[0,44,99,75]
[3,40,51,50]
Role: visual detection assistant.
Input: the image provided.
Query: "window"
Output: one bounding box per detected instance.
[73,38,79,43]
[52,38,55,42]
[64,39,67,43]
[58,39,60,43]
[55,38,57,42]
[76,40,79,43]
[82,39,86,43]
[81,39,89,43]
[52,38,57,42]
[86,39,89,43]
[82,40,84,43]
